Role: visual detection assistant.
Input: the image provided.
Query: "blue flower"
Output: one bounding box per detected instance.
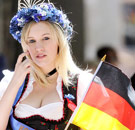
[9,3,73,43]
[64,94,75,100]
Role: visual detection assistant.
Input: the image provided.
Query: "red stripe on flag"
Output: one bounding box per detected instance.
[83,82,135,130]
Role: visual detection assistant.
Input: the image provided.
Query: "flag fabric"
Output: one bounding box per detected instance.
[72,62,135,130]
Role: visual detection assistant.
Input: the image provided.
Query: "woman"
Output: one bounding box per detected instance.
[0,1,92,130]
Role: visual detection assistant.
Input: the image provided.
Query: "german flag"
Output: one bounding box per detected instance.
[72,62,135,130]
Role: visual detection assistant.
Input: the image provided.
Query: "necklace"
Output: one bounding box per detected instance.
[46,68,57,77]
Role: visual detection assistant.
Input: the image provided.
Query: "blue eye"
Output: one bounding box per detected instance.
[43,37,50,40]
[28,40,36,43]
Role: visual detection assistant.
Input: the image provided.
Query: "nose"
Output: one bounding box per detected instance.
[35,42,44,51]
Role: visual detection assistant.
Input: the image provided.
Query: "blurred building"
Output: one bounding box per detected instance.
[83,0,135,77]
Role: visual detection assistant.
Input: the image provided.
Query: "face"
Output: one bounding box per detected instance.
[26,21,58,72]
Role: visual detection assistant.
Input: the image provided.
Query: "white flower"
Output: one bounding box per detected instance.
[17,18,25,26]
[16,31,20,35]
[40,11,46,16]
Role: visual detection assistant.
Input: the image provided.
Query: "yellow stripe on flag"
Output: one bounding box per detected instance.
[72,103,129,130]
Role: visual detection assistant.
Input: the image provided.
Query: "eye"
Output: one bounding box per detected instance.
[28,39,36,43]
[43,37,50,40]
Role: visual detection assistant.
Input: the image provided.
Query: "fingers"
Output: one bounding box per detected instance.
[15,52,31,74]
[16,52,29,65]
[25,66,31,74]
[13,52,32,87]
[22,59,31,69]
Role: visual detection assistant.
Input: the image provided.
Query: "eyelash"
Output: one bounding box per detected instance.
[28,40,36,43]
[43,37,50,40]
[28,37,50,43]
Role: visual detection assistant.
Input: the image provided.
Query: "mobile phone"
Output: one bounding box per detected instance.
[22,56,27,62]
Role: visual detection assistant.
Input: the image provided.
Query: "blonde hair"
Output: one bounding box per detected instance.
[21,21,82,87]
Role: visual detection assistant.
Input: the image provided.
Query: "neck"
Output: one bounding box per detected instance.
[46,70,58,84]
[46,68,57,77]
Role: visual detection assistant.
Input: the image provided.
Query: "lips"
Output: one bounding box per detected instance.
[36,54,46,59]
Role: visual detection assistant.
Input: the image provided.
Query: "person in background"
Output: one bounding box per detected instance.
[97,46,118,66]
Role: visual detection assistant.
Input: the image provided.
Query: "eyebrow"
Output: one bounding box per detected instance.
[42,33,50,36]
[27,33,50,39]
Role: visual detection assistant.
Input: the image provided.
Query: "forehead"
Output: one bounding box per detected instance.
[28,21,54,37]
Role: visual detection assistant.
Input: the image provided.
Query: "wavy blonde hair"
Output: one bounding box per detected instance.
[21,21,82,87]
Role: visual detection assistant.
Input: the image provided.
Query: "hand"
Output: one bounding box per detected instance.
[0,52,31,130]
[12,52,31,87]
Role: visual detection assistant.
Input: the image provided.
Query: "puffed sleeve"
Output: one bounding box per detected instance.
[0,70,14,99]
[77,71,93,105]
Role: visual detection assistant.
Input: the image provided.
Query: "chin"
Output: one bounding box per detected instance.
[33,59,55,69]
[36,63,47,68]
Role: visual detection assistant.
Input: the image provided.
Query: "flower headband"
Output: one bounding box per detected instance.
[9,0,73,43]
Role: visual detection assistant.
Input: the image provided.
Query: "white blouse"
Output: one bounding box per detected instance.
[0,70,93,120]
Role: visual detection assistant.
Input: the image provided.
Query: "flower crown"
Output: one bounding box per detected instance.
[9,1,73,43]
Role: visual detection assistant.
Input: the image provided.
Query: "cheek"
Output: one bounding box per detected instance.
[27,47,35,58]
[48,43,58,53]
